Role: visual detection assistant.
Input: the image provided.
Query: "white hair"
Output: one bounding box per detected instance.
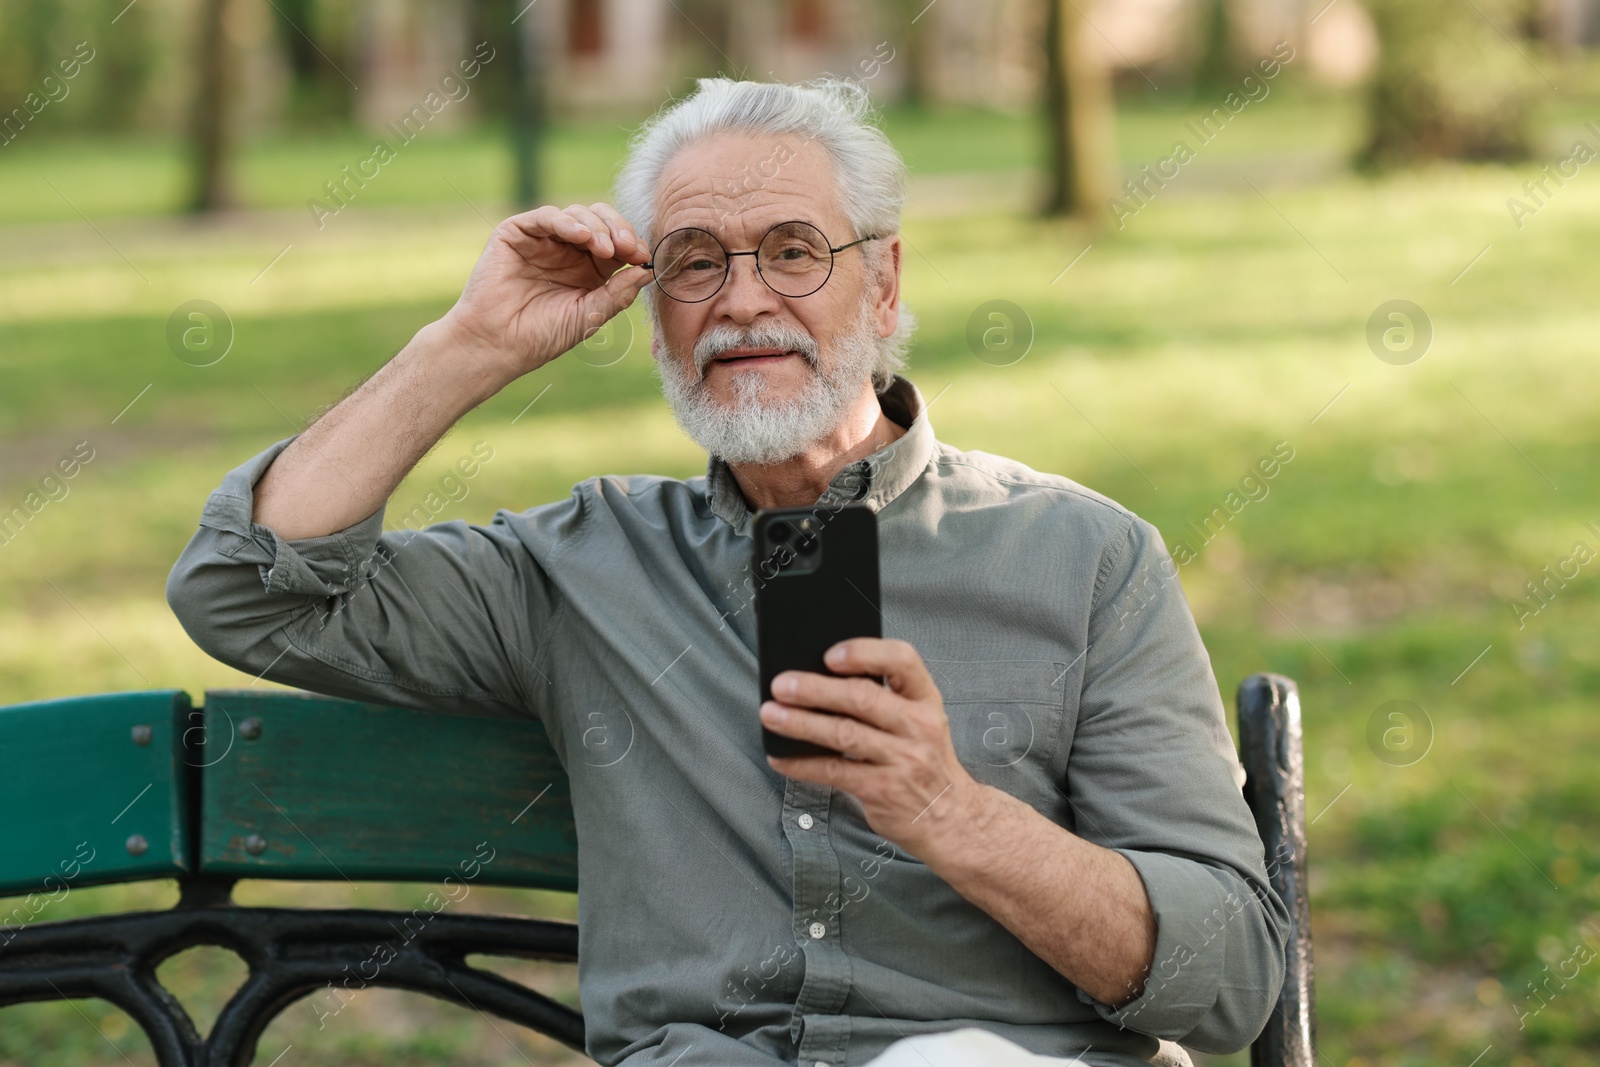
[614,76,915,393]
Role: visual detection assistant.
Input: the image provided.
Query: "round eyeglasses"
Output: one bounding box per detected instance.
[643,220,879,303]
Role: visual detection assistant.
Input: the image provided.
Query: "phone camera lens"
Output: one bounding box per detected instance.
[796,536,818,555]
[768,521,791,543]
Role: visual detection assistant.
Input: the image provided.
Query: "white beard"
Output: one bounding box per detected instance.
[653,299,881,466]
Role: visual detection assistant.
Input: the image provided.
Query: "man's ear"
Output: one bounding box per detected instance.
[873,236,903,340]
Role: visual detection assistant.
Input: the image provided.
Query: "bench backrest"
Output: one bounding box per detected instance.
[198,689,576,891]
[0,689,577,898]
[0,690,194,899]
[1236,674,1316,1067]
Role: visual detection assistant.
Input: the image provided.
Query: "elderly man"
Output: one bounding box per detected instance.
[167,78,1288,1067]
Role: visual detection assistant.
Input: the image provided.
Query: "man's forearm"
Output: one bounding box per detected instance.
[252,318,515,540]
[252,198,652,540]
[919,782,1156,1008]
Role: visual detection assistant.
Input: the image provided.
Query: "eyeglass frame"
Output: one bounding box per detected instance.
[641,220,881,303]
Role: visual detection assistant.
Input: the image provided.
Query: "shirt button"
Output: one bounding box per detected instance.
[798,813,814,830]
[808,921,826,939]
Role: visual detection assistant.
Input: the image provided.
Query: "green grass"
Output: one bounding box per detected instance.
[4,87,1600,1065]
[0,91,1369,226]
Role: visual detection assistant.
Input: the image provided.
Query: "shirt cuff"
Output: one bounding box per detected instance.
[196,434,387,598]
[1074,848,1240,1038]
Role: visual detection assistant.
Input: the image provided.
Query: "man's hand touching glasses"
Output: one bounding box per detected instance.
[441,202,653,384]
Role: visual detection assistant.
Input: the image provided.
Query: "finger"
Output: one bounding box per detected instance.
[767,751,875,794]
[823,638,939,703]
[587,202,649,264]
[770,670,906,734]
[579,262,652,323]
[501,205,594,249]
[761,701,898,763]
[562,203,617,260]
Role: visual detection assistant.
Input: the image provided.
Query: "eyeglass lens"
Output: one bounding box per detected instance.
[651,221,835,302]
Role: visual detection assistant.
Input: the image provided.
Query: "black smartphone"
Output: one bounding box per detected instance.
[753,504,883,759]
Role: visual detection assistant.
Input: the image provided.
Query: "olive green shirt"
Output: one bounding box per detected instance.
[166,373,1288,1067]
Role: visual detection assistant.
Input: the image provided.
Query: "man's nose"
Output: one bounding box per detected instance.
[713,256,783,323]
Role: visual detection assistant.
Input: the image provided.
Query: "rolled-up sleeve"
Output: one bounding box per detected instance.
[1065,515,1291,1053]
[166,435,556,720]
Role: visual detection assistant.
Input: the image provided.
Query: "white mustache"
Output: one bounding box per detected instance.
[693,322,820,376]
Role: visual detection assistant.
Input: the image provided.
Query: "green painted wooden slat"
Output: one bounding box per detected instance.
[0,690,192,899]
[198,690,577,893]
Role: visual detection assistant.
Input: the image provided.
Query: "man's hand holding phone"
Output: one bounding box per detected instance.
[761,637,984,858]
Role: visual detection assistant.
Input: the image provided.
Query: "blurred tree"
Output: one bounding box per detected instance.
[1042,0,1115,226]
[676,0,736,75]
[85,0,156,131]
[506,0,546,208]
[1192,0,1248,91]
[895,0,931,108]
[270,0,356,125]
[0,0,60,103]
[189,0,239,212]
[1361,0,1541,166]
[471,0,547,208]
[0,0,155,131]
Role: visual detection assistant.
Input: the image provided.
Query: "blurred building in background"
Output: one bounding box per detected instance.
[372,0,1391,120]
[4,0,1599,167]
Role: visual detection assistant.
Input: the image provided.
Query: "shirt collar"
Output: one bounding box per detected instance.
[704,373,936,537]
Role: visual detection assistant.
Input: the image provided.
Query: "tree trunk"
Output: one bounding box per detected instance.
[1042,0,1114,225]
[1361,0,1536,168]
[505,0,546,209]
[270,0,354,124]
[899,0,931,107]
[1193,0,1243,91]
[188,0,237,213]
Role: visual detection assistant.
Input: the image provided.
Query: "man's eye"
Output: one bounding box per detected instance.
[687,258,720,271]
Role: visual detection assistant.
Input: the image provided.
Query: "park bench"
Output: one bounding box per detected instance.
[0,674,1316,1067]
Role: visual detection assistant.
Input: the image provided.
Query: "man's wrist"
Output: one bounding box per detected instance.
[904,774,1009,871]
[421,314,525,405]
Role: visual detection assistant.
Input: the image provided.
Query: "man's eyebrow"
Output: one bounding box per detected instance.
[652,216,831,243]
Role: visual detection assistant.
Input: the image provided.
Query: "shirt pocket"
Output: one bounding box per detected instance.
[925,658,1069,797]
[864,658,1071,870]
